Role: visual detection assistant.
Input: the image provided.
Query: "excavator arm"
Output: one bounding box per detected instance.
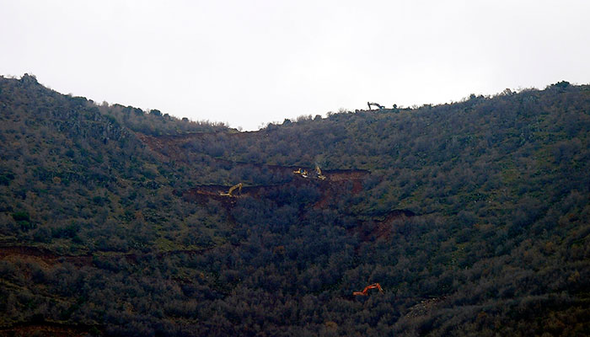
[315,164,326,180]
[294,165,326,180]
[220,183,243,197]
[353,283,384,296]
[367,102,385,110]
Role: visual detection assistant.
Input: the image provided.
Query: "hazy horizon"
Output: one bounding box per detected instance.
[2,0,590,130]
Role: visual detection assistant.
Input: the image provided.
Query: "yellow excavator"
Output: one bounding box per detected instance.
[294,165,326,180]
[220,183,242,197]
[293,168,309,178]
[315,164,326,180]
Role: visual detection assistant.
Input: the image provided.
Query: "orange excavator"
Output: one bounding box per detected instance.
[353,283,384,296]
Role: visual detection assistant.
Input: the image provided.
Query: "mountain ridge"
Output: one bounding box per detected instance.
[0,74,589,336]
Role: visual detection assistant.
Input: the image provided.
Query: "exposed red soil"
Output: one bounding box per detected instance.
[137,131,373,213]
[0,246,92,267]
[181,169,370,211]
[0,245,216,269]
[0,322,100,337]
[325,169,370,182]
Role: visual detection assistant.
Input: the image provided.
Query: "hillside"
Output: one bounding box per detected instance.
[0,74,589,336]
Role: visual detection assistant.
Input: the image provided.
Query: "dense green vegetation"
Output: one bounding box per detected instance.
[0,74,589,336]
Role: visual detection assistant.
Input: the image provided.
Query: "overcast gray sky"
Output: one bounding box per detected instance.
[1,1,589,130]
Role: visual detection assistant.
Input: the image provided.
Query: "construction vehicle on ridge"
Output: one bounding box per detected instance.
[367,102,385,110]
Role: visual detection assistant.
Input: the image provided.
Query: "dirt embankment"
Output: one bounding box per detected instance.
[181,168,371,209]
[0,245,216,269]
[0,246,92,267]
[0,322,99,337]
[138,132,415,242]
